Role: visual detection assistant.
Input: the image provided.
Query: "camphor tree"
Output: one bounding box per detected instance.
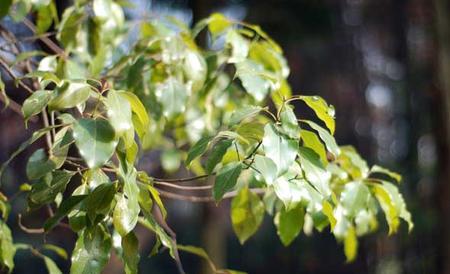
[0,0,413,273]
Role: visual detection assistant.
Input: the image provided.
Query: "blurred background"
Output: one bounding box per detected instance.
[1,0,449,273]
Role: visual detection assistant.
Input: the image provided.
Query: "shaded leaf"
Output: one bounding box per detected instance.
[186,136,213,166]
[22,90,53,122]
[275,204,305,246]
[44,195,87,232]
[213,162,242,201]
[205,139,233,174]
[231,187,265,244]
[121,232,139,274]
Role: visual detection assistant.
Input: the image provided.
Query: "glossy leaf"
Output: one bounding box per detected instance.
[48,82,91,111]
[253,155,277,185]
[302,120,340,157]
[73,119,117,168]
[70,226,112,274]
[85,182,116,222]
[213,162,243,201]
[236,60,271,101]
[262,124,298,176]
[106,90,133,134]
[229,106,263,126]
[301,128,327,164]
[44,195,87,232]
[155,78,187,118]
[28,170,75,209]
[280,105,300,139]
[298,147,331,197]
[205,139,233,174]
[231,187,265,244]
[300,96,335,134]
[186,136,213,166]
[22,90,53,122]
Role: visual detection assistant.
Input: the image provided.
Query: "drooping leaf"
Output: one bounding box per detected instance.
[48,81,91,111]
[300,96,335,134]
[0,220,16,272]
[183,50,207,92]
[227,30,249,63]
[344,226,358,262]
[186,136,213,166]
[106,90,133,135]
[213,162,243,201]
[300,128,327,165]
[28,170,75,209]
[70,225,112,274]
[302,120,340,157]
[236,60,271,101]
[275,204,305,246]
[298,147,331,197]
[42,244,68,260]
[138,216,175,258]
[262,124,298,176]
[253,155,277,185]
[26,149,57,180]
[340,181,371,218]
[370,165,402,183]
[231,187,265,244]
[43,255,63,274]
[44,195,87,232]
[205,139,233,174]
[22,90,53,122]
[73,119,117,168]
[155,78,187,118]
[121,232,140,274]
[85,182,116,222]
[280,105,300,139]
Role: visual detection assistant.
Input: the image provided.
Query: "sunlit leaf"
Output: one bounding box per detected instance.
[300,96,335,134]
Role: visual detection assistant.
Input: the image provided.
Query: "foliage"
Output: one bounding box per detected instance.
[0,1,412,273]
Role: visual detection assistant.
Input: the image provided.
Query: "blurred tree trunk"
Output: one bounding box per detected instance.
[434,0,450,273]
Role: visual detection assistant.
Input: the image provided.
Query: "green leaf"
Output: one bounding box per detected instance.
[57,7,83,49]
[298,147,331,197]
[322,201,336,231]
[300,129,327,164]
[229,106,263,126]
[0,0,12,19]
[36,5,54,34]
[0,126,56,182]
[26,149,57,180]
[106,90,133,135]
[43,255,63,274]
[227,30,249,63]
[372,184,399,234]
[205,139,233,174]
[208,13,231,37]
[28,170,75,209]
[155,78,187,118]
[262,124,298,176]
[73,119,117,168]
[183,50,207,92]
[70,226,112,274]
[339,146,369,179]
[186,136,213,166]
[275,204,305,246]
[82,168,109,189]
[0,220,16,272]
[121,232,140,274]
[253,155,277,185]
[114,166,140,236]
[300,96,335,134]
[213,162,242,201]
[48,81,91,111]
[280,105,300,139]
[44,195,87,232]
[231,187,265,244]
[302,120,340,157]
[343,226,358,262]
[85,182,116,222]
[120,91,150,137]
[42,244,68,260]
[147,185,167,219]
[236,60,271,101]
[138,216,175,258]
[370,165,402,183]
[340,181,371,218]
[22,90,53,122]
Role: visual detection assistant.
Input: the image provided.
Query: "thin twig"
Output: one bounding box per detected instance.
[156,188,265,203]
[0,57,34,93]
[18,214,45,234]
[152,174,212,183]
[22,18,66,58]
[153,181,212,191]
